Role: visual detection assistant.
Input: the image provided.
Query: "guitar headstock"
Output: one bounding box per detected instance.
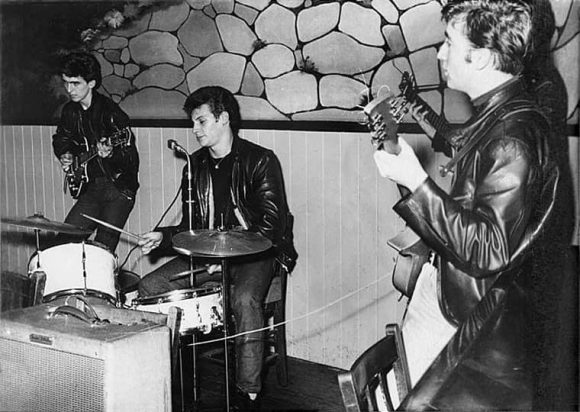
[362,90,407,154]
[398,71,418,104]
[108,127,131,146]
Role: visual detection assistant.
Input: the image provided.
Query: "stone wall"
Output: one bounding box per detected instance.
[89,0,579,124]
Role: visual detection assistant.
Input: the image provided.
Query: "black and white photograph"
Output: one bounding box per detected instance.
[1,0,578,411]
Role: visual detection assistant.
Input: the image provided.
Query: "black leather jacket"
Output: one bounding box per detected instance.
[160,136,297,270]
[52,92,139,198]
[395,78,554,325]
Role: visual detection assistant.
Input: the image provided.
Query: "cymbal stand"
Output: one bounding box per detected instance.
[221,256,232,411]
[81,240,88,296]
[33,228,41,270]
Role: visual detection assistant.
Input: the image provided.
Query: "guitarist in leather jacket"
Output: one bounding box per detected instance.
[52,52,139,252]
[373,0,565,397]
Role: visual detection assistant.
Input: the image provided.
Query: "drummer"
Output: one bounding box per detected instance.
[138,86,297,410]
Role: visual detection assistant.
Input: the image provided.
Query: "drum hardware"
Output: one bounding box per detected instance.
[171,228,272,411]
[82,241,87,297]
[28,242,118,306]
[2,213,92,271]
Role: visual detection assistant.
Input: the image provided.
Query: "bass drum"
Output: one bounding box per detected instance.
[28,241,118,305]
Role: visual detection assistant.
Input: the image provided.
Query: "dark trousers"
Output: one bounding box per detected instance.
[139,253,275,394]
[57,177,135,252]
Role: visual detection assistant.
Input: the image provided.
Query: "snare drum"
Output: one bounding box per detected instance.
[134,286,223,334]
[28,242,118,305]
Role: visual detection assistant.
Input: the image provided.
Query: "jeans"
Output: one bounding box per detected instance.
[56,177,135,252]
[139,253,274,394]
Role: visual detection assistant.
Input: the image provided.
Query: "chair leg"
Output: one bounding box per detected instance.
[273,300,288,387]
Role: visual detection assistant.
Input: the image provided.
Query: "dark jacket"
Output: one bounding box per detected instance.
[52,92,139,198]
[160,136,298,271]
[395,77,554,326]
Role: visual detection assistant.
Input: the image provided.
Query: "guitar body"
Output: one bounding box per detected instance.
[63,128,130,199]
[66,157,88,199]
[388,227,431,297]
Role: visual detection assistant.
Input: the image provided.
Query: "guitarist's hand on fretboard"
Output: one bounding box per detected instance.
[59,153,73,170]
[373,138,428,193]
[408,101,437,140]
[97,138,114,158]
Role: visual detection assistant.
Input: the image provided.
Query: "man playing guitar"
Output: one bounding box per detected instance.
[52,51,139,252]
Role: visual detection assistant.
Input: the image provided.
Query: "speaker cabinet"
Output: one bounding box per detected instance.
[0,303,172,412]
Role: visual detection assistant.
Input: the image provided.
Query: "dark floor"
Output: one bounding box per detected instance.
[175,335,346,412]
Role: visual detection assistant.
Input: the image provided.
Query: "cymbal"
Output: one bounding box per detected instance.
[172,229,272,258]
[1,213,92,235]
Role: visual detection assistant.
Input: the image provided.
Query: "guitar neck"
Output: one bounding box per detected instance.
[413,95,452,137]
[75,128,129,164]
[76,146,99,165]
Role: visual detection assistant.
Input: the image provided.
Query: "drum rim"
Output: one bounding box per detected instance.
[29,240,118,261]
[43,289,117,305]
[134,286,222,304]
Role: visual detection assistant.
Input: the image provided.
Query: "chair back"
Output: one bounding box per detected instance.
[338,324,411,411]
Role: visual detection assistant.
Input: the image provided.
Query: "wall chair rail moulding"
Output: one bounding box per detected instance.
[3,0,577,130]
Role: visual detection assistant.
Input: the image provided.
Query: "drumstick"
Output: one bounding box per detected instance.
[81,213,145,241]
[170,268,210,281]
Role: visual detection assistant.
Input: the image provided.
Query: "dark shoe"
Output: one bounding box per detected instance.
[232,388,261,411]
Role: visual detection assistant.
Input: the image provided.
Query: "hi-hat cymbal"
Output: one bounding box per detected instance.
[172,229,272,258]
[1,213,92,235]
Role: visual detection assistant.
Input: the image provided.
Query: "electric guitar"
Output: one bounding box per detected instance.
[63,127,131,199]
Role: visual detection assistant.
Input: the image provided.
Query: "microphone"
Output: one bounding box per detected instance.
[167,139,188,154]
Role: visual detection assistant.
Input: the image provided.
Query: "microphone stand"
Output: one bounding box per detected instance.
[168,139,197,288]
[184,151,197,289]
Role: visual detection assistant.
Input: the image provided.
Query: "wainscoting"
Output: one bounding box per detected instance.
[0,124,479,369]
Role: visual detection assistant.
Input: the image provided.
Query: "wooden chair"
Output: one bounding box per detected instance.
[338,324,411,412]
[195,263,290,387]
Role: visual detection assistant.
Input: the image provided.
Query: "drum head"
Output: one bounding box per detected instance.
[135,286,221,305]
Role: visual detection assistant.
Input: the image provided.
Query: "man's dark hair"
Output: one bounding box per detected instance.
[183,86,241,134]
[442,0,532,75]
[60,52,102,88]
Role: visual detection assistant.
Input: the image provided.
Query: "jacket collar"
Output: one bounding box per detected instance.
[471,76,524,117]
[449,76,526,149]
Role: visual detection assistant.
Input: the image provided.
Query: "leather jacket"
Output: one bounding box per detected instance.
[160,136,298,270]
[395,77,554,326]
[52,92,139,198]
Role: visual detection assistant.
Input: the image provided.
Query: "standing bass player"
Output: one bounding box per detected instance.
[52,51,139,253]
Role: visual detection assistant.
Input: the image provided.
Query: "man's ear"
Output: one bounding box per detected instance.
[471,48,493,71]
[219,110,230,126]
[88,79,97,90]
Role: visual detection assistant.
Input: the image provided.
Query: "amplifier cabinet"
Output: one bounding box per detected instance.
[0,303,171,412]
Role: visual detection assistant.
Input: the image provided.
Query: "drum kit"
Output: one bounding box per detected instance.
[1,213,272,410]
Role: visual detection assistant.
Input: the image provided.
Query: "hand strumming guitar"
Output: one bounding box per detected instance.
[373,138,428,192]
